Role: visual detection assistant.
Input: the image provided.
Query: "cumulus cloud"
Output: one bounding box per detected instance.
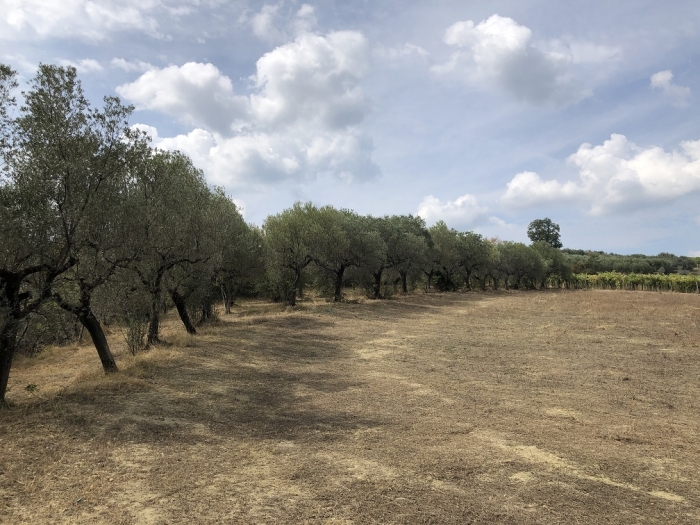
[417,193,489,227]
[433,14,618,105]
[120,30,378,188]
[57,58,103,73]
[0,0,187,40]
[250,31,371,129]
[144,126,377,188]
[651,70,691,107]
[501,134,700,214]
[116,62,250,134]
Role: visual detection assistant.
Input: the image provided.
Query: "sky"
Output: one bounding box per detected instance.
[2,0,699,256]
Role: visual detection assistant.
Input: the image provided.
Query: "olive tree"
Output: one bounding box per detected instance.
[208,191,263,314]
[429,222,463,291]
[310,207,384,302]
[263,202,316,306]
[165,189,260,327]
[125,148,213,345]
[497,242,546,289]
[473,239,501,290]
[217,224,264,314]
[367,215,428,298]
[1,65,138,402]
[531,241,573,288]
[457,232,492,290]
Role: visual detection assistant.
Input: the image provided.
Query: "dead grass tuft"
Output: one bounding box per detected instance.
[167,331,200,348]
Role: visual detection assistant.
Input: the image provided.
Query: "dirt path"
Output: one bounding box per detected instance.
[2,291,699,523]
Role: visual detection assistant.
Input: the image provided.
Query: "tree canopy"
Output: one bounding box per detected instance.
[527,218,562,249]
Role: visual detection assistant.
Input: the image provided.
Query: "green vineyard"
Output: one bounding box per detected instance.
[570,271,700,293]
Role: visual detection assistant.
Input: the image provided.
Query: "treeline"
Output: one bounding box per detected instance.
[263,203,572,305]
[562,249,697,275]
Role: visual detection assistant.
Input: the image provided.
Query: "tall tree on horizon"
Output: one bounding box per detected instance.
[527,218,563,249]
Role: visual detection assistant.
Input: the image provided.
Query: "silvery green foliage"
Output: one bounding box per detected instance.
[0,64,140,399]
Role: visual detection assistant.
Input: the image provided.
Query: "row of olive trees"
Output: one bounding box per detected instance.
[263,204,430,305]
[0,65,259,403]
[262,204,572,306]
[0,64,571,404]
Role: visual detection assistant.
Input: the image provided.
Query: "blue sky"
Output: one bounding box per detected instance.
[2,0,699,255]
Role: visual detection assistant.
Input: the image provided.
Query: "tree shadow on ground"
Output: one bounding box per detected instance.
[1,295,489,446]
[296,291,492,325]
[4,314,383,447]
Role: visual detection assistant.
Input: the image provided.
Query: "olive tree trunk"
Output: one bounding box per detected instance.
[334,265,346,302]
[372,268,383,299]
[170,290,197,334]
[0,321,20,405]
[78,309,118,373]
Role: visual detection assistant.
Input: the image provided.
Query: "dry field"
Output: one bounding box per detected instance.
[1,290,700,524]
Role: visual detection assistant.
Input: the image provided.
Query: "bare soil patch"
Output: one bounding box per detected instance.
[2,290,700,523]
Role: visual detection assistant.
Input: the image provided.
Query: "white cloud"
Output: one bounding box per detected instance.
[143,126,377,189]
[488,216,509,227]
[651,70,690,107]
[689,250,700,257]
[543,38,621,65]
[501,171,580,208]
[432,14,618,105]
[111,58,155,72]
[131,123,160,141]
[57,58,103,73]
[417,193,489,227]
[250,31,371,129]
[116,62,250,134]
[249,3,285,43]
[0,53,36,75]
[0,0,182,41]
[246,2,317,43]
[376,43,430,62]
[484,216,521,238]
[294,4,317,35]
[120,30,378,188]
[501,134,700,214]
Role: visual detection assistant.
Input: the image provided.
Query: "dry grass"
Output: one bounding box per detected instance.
[1,290,700,524]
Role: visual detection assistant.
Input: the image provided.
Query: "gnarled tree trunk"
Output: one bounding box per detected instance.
[56,285,119,374]
[1,274,26,404]
[78,309,118,373]
[0,321,19,405]
[170,289,197,334]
